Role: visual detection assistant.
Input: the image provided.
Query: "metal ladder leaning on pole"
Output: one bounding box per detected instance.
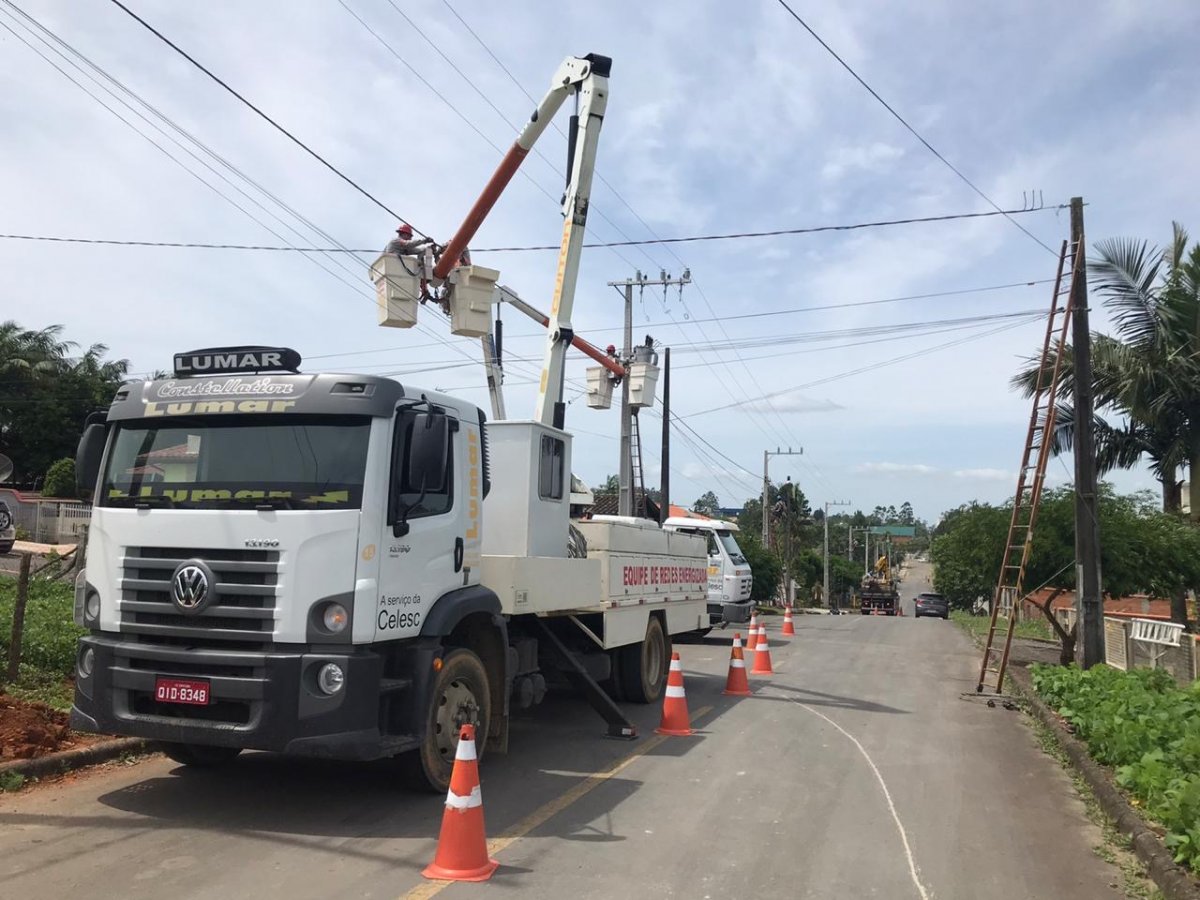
[975,238,1082,694]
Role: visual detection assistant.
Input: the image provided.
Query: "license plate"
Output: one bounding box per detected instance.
[154,677,211,706]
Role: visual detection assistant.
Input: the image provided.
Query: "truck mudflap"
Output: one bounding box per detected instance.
[70,634,438,760]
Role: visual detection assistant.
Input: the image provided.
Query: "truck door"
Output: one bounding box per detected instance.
[375,407,465,641]
[703,530,725,600]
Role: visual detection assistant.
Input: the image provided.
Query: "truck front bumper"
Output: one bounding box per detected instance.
[708,600,753,625]
[70,634,435,760]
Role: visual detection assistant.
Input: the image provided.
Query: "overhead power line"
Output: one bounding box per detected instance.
[0,205,1063,255]
[105,0,426,236]
[774,0,1058,256]
[679,315,1041,420]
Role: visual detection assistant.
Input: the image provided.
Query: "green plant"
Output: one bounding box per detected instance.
[0,576,84,677]
[41,457,77,499]
[14,525,30,542]
[0,771,26,792]
[1032,663,1200,870]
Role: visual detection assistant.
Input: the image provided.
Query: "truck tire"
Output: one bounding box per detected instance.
[159,742,242,767]
[617,616,670,704]
[401,647,491,793]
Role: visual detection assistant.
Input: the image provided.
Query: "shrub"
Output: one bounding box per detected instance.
[42,457,77,499]
[1032,663,1200,870]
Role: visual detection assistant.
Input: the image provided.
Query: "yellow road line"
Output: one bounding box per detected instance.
[400,703,716,899]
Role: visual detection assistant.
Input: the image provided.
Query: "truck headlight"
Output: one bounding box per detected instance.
[78,647,95,678]
[86,592,101,621]
[322,603,349,634]
[317,663,345,695]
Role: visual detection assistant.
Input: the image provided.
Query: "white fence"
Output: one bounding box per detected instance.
[1104,615,1197,684]
[0,488,90,545]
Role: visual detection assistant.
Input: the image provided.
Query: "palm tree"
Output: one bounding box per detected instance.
[1013,223,1199,515]
[1013,224,1200,627]
[0,320,75,376]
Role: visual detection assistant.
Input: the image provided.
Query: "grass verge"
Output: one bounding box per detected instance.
[950,608,1055,642]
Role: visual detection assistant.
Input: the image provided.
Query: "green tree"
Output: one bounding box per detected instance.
[0,321,128,483]
[931,487,1200,658]
[598,473,620,493]
[42,458,77,498]
[692,491,720,516]
[899,501,914,525]
[739,533,782,605]
[1013,223,1200,515]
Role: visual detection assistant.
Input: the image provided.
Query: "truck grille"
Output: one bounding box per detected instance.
[118,546,280,650]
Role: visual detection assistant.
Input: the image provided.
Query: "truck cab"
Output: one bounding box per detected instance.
[662,512,752,625]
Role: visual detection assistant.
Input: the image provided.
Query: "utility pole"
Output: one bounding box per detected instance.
[1070,196,1104,667]
[658,348,670,524]
[849,526,870,573]
[823,500,851,609]
[610,270,689,516]
[762,447,804,547]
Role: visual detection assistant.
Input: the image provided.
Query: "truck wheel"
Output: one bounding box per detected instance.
[159,742,242,767]
[403,648,491,793]
[618,616,669,704]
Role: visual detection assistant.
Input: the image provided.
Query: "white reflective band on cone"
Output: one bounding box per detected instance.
[665,685,686,698]
[444,784,483,810]
[669,659,682,671]
[733,640,742,649]
[730,659,746,669]
[455,737,478,761]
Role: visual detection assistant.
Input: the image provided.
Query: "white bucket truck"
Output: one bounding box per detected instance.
[70,53,710,791]
[663,512,753,626]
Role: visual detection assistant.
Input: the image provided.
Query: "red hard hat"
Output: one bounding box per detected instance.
[396,223,413,237]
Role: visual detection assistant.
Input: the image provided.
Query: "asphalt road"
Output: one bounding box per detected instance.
[0,563,1126,899]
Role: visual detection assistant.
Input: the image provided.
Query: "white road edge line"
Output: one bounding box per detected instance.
[792,699,932,900]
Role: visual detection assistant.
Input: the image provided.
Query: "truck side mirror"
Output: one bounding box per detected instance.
[408,413,449,493]
[76,422,106,502]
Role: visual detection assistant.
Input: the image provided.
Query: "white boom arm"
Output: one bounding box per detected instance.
[532,56,609,427]
[432,55,611,428]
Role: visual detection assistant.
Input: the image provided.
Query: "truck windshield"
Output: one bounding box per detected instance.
[716,530,747,565]
[99,415,372,510]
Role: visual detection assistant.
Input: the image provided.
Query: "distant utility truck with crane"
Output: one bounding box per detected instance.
[859,554,900,615]
[69,54,711,791]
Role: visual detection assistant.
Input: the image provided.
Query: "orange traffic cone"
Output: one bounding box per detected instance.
[656,652,694,736]
[723,634,751,697]
[751,627,774,675]
[746,612,758,645]
[422,724,499,882]
[781,607,796,636]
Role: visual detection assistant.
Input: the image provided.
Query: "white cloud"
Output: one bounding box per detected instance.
[855,462,938,476]
[952,468,1013,482]
[740,393,843,414]
[821,142,905,181]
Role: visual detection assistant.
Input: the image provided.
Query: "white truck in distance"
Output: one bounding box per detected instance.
[70,346,709,790]
[662,511,753,626]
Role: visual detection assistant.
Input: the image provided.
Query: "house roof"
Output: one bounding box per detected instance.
[143,443,197,461]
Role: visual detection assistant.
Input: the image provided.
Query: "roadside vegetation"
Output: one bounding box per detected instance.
[931,486,1200,660]
[0,575,82,710]
[1032,664,1200,872]
[949,609,1054,642]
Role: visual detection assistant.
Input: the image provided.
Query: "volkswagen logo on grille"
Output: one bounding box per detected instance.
[171,560,214,614]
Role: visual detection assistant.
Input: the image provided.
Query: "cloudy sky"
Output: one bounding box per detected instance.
[3,0,1198,522]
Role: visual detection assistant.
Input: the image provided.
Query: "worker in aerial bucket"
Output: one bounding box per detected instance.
[385,223,471,267]
[385,222,431,257]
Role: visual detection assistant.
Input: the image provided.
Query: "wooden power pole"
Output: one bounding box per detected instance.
[1070,196,1104,667]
